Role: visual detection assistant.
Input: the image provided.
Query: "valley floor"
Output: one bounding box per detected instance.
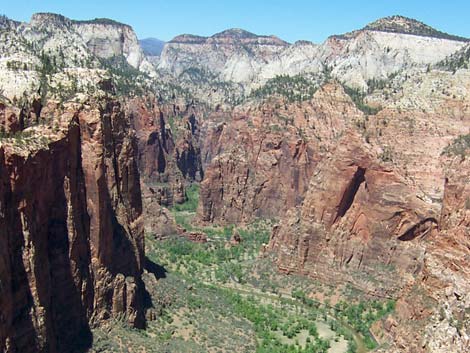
[90,187,395,353]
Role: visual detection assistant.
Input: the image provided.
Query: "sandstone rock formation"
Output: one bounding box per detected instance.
[72,16,155,75]
[0,99,146,353]
[198,82,362,223]
[261,73,470,351]
[371,156,470,353]
[268,131,438,296]
[141,183,182,239]
[0,12,156,103]
[1,10,470,353]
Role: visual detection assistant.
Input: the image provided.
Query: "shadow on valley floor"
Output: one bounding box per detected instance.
[145,256,167,279]
[142,256,168,329]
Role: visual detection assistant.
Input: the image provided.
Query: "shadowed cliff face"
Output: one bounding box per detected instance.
[0,100,145,353]
[128,96,204,209]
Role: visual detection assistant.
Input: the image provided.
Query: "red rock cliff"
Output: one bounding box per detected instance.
[198,83,361,224]
[268,131,438,297]
[0,99,145,353]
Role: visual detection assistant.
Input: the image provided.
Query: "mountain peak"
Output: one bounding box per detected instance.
[212,28,259,39]
[366,15,424,30]
[211,28,288,46]
[170,28,288,46]
[30,13,133,30]
[364,15,468,42]
[170,34,207,44]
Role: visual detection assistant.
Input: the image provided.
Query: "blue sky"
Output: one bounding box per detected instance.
[2,0,470,43]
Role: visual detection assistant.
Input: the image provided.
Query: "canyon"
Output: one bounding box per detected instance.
[0,12,469,353]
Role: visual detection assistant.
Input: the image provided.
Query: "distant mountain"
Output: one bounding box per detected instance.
[158,17,467,91]
[139,37,165,56]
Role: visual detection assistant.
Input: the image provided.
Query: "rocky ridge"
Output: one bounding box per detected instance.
[195,46,470,352]
[158,16,467,94]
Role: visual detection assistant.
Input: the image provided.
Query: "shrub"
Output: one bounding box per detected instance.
[173,184,200,212]
[343,85,381,115]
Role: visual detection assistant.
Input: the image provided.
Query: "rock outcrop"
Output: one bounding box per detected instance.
[0,12,156,102]
[262,73,470,351]
[1,10,470,353]
[158,28,293,87]
[72,17,156,75]
[421,157,470,352]
[198,82,362,223]
[268,131,438,296]
[140,183,182,239]
[129,96,202,182]
[0,99,146,353]
[369,156,470,353]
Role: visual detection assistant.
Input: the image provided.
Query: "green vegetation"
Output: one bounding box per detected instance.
[251,74,319,103]
[379,145,393,162]
[0,129,50,149]
[73,17,129,27]
[149,220,270,283]
[442,134,470,158]
[100,56,150,96]
[364,16,469,42]
[332,300,395,350]
[343,85,381,115]
[5,60,29,71]
[178,67,243,105]
[225,291,332,353]
[366,72,398,94]
[439,45,470,72]
[173,184,200,212]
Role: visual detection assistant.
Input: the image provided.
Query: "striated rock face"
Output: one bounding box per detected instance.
[141,184,182,239]
[26,13,155,75]
[261,75,470,351]
[422,157,470,352]
[319,30,465,90]
[0,12,156,102]
[198,83,361,223]
[128,96,203,182]
[1,10,470,353]
[0,100,145,353]
[268,131,438,296]
[370,157,470,353]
